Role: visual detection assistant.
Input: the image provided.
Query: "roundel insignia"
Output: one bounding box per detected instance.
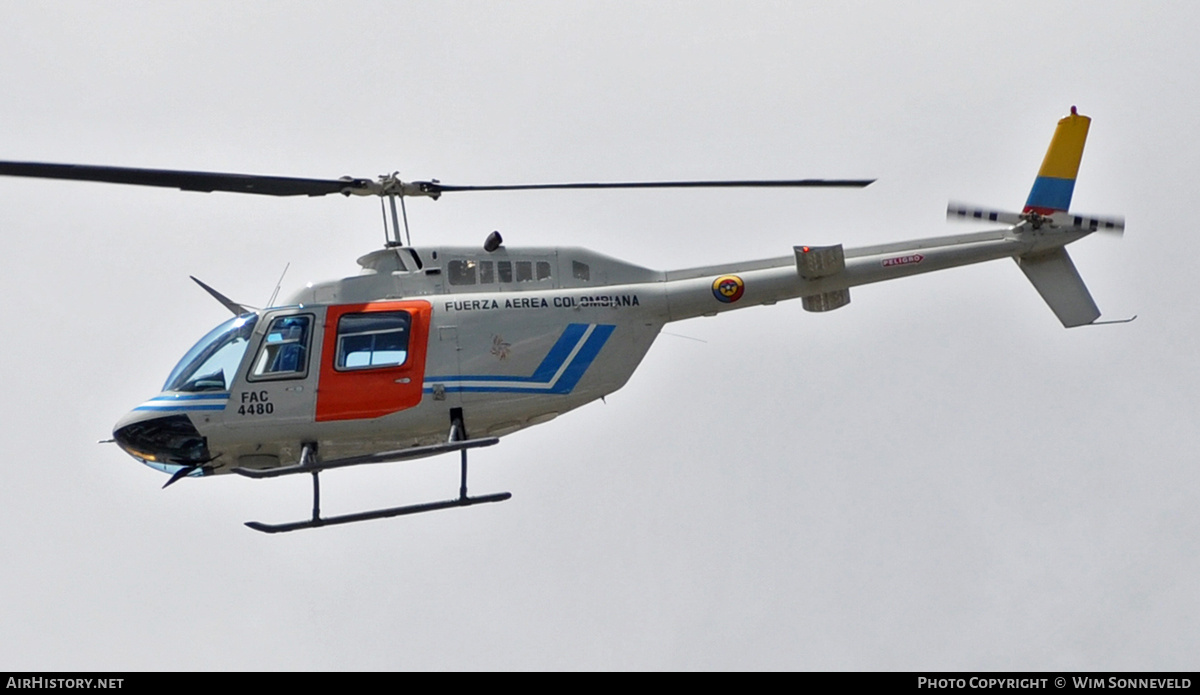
[712,275,745,303]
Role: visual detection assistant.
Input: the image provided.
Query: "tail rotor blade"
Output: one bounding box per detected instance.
[947,202,1124,236]
[1068,213,1125,236]
[946,202,1024,226]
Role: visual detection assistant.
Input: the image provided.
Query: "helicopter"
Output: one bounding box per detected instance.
[0,107,1125,533]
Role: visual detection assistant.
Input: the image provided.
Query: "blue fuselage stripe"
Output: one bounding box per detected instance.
[134,404,227,411]
[426,323,614,394]
[146,392,231,401]
[433,324,590,384]
[530,323,590,382]
[546,324,615,394]
[136,392,230,411]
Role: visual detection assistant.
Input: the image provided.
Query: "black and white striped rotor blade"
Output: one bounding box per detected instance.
[1067,213,1125,235]
[946,202,1024,226]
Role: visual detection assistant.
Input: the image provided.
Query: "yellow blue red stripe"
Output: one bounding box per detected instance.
[1024,107,1091,214]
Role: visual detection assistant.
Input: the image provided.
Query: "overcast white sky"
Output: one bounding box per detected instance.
[1,1,1197,670]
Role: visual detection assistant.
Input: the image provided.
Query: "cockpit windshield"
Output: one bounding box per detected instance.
[163,314,259,392]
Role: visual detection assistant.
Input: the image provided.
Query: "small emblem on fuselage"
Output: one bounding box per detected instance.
[712,275,745,303]
[491,335,512,361]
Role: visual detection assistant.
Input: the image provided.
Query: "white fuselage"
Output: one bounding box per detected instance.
[112,224,1092,478]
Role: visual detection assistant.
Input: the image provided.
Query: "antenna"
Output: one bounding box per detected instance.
[267,263,290,308]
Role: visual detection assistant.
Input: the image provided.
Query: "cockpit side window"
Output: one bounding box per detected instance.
[249,314,312,381]
[336,311,411,370]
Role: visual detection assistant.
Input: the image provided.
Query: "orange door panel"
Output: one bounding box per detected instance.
[315,300,431,422]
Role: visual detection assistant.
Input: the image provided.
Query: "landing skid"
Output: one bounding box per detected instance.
[244,491,512,534]
[238,415,509,533]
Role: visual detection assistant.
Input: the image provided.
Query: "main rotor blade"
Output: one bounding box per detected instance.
[0,161,374,197]
[421,179,874,194]
[0,160,873,200]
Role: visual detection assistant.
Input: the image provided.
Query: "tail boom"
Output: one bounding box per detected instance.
[662,226,1087,324]
[659,108,1115,329]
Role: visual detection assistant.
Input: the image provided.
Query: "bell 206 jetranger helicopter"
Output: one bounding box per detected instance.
[0,108,1124,533]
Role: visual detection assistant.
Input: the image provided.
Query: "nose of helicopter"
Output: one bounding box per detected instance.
[112,407,213,471]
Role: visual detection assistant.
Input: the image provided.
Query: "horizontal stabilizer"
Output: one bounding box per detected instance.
[1016,248,1100,327]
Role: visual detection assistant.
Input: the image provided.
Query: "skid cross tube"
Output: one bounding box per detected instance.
[230,437,499,478]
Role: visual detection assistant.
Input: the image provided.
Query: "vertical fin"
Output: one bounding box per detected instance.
[1024,107,1091,215]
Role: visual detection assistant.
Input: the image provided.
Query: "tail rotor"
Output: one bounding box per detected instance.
[947,201,1124,235]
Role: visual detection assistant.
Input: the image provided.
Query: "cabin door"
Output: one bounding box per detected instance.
[315,300,432,422]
